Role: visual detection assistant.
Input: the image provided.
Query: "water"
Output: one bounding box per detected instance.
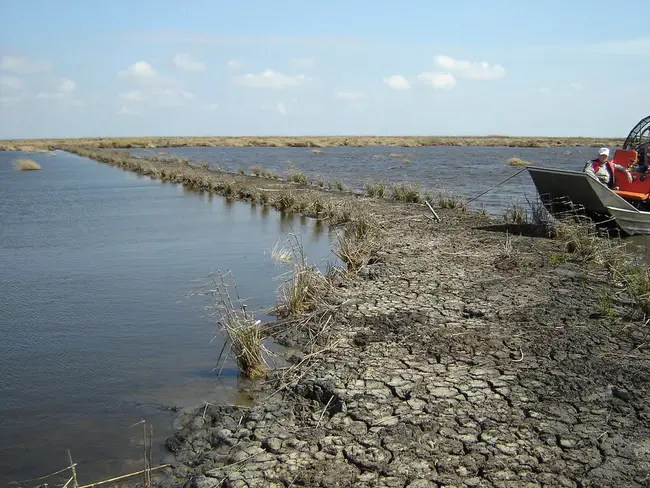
[0,151,334,486]
[126,145,598,215]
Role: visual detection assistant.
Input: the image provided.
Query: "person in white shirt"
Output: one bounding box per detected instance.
[583,147,632,187]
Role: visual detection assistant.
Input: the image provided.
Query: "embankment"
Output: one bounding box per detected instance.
[69,148,650,487]
[0,135,625,151]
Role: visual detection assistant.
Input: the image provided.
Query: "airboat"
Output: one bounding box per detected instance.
[527,115,650,236]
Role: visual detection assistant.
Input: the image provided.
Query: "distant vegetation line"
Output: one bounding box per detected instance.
[0,135,625,151]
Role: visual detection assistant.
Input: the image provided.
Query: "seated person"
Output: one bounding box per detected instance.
[584,147,632,187]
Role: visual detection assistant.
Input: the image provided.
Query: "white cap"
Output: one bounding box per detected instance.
[598,148,610,157]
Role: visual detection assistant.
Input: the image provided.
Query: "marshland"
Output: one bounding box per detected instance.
[3,142,650,487]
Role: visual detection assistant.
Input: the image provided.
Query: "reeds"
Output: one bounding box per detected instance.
[365,181,387,198]
[391,182,421,203]
[273,234,332,317]
[13,158,41,171]
[206,270,269,379]
[437,191,467,211]
[334,206,382,272]
[506,157,536,167]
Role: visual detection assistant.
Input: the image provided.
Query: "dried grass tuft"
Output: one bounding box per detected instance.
[13,159,41,171]
[274,234,332,317]
[204,270,270,379]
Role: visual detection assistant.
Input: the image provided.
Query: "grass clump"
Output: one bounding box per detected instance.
[437,191,467,211]
[392,182,421,203]
[287,169,308,185]
[13,159,41,171]
[250,165,264,176]
[506,157,536,167]
[200,162,209,169]
[503,203,528,225]
[274,234,332,317]
[334,206,382,272]
[274,191,296,211]
[365,181,387,198]
[203,270,269,379]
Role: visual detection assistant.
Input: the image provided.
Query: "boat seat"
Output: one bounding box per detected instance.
[613,149,638,169]
[615,190,649,201]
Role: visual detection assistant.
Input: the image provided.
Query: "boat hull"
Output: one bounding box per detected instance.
[526,167,639,215]
[526,166,650,235]
[605,206,650,235]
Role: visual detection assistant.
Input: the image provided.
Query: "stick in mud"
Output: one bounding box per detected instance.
[425,200,441,222]
[67,450,79,488]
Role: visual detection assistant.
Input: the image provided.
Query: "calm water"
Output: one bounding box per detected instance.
[0,151,334,486]
[127,145,598,215]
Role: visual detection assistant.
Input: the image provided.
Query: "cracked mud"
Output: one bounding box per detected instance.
[114,183,648,488]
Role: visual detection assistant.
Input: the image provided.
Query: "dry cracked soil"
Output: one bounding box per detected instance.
[158,204,650,488]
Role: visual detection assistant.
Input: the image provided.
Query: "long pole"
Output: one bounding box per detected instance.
[466,167,528,205]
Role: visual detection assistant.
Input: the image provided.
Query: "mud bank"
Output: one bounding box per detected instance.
[0,135,624,151]
[72,149,650,487]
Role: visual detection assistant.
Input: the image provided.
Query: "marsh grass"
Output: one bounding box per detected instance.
[203,270,270,379]
[437,191,467,211]
[506,157,536,167]
[273,234,332,317]
[334,206,382,272]
[250,165,264,176]
[391,182,421,203]
[13,159,41,171]
[287,169,308,185]
[503,203,528,225]
[365,181,387,198]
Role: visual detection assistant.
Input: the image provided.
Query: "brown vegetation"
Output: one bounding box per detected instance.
[12,158,41,171]
[0,135,625,152]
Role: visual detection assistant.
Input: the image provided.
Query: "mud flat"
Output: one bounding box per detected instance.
[69,148,650,487]
[0,135,625,151]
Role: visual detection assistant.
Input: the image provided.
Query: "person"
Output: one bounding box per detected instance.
[583,147,632,187]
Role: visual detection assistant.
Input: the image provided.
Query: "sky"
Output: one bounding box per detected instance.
[1,0,649,139]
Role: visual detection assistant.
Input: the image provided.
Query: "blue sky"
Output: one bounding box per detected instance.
[1,0,649,138]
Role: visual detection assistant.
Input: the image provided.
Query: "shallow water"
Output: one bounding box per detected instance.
[0,151,334,485]
[126,145,596,215]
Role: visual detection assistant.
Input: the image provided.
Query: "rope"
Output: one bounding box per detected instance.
[466,167,529,205]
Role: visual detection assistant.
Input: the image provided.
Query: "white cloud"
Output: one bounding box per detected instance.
[227,59,243,71]
[0,75,22,90]
[335,91,365,100]
[233,69,306,89]
[571,82,582,90]
[290,57,314,69]
[383,75,410,90]
[36,78,77,100]
[0,55,51,74]
[174,53,206,72]
[540,87,551,94]
[433,55,505,80]
[118,106,140,115]
[416,72,456,89]
[120,90,146,101]
[204,103,219,111]
[181,91,194,99]
[118,61,159,83]
[59,78,76,93]
[37,92,65,99]
[277,102,287,114]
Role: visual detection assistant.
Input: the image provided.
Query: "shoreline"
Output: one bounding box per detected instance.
[0,135,626,151]
[37,149,650,486]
